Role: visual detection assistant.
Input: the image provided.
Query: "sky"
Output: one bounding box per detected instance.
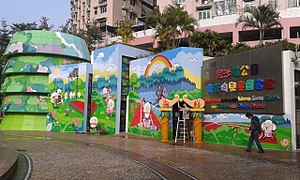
[0,0,70,29]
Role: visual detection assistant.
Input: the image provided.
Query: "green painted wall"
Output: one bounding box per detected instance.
[0,30,90,131]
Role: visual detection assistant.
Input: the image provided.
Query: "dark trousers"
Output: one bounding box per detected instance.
[247,133,263,151]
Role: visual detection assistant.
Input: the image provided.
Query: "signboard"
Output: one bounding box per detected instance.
[202,45,283,114]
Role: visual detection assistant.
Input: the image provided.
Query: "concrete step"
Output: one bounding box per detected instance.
[0,142,18,180]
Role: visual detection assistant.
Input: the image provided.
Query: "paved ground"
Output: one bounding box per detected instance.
[1,130,300,180]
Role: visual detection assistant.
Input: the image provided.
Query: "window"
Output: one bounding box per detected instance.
[177,0,185,4]
[97,20,106,27]
[239,28,282,42]
[130,12,136,20]
[290,26,300,38]
[98,0,107,4]
[94,7,98,15]
[214,0,236,16]
[243,1,255,11]
[100,5,107,13]
[130,0,136,6]
[87,10,90,20]
[199,9,211,20]
[202,0,209,4]
[268,0,277,9]
[288,0,300,8]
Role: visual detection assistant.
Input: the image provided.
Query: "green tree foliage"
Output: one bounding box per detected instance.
[58,19,74,34]
[10,22,39,35]
[188,30,230,57]
[227,43,252,55]
[76,20,103,52]
[38,16,54,30]
[116,20,135,44]
[145,4,196,50]
[235,4,281,45]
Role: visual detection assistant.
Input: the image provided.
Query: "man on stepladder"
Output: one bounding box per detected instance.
[245,113,264,153]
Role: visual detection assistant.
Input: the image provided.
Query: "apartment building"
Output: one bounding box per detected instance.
[131,0,300,47]
[71,0,156,30]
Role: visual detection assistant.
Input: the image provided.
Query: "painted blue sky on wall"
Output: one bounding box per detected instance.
[130,47,203,78]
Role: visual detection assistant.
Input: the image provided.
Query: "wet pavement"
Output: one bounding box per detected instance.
[0,130,299,180]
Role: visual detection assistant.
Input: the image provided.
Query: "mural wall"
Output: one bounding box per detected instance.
[203,113,292,150]
[129,47,203,138]
[0,30,90,131]
[47,63,90,132]
[4,30,90,60]
[202,45,292,150]
[91,44,149,134]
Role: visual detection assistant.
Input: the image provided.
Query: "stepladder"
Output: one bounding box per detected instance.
[175,109,188,143]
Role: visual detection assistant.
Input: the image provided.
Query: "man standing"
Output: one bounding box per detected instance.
[245,113,264,153]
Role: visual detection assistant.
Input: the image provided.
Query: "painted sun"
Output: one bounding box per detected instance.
[53,67,61,75]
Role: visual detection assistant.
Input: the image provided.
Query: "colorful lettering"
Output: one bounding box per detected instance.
[232,66,240,77]
[228,81,237,92]
[264,77,275,90]
[240,65,249,76]
[207,84,213,94]
[215,69,224,79]
[245,79,254,91]
[237,81,245,92]
[214,83,221,93]
[221,82,228,92]
[250,64,258,75]
[255,79,264,90]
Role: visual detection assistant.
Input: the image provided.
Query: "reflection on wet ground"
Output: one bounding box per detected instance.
[1,131,299,180]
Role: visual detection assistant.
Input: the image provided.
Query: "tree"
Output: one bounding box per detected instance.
[38,16,54,31]
[0,19,11,108]
[116,20,135,44]
[58,19,74,34]
[145,4,196,50]
[0,19,10,55]
[76,20,103,52]
[188,30,230,57]
[235,4,281,45]
[10,22,38,35]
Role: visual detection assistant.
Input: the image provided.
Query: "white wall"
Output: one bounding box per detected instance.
[282,50,299,150]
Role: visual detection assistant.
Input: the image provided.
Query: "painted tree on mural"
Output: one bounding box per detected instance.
[129,73,140,91]
[235,4,281,45]
[139,66,185,89]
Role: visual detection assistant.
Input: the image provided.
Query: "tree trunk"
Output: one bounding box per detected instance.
[259,29,264,45]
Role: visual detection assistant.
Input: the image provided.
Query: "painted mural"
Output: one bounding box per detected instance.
[0,30,90,131]
[2,55,80,74]
[4,30,90,61]
[46,63,89,132]
[91,44,149,135]
[91,45,119,134]
[0,95,48,113]
[1,75,49,93]
[129,47,203,138]
[202,113,292,150]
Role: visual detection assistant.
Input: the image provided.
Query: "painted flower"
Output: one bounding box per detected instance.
[15,98,22,105]
[8,42,24,53]
[280,139,290,147]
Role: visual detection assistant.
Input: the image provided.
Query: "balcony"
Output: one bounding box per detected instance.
[98,0,107,5]
[196,0,212,10]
